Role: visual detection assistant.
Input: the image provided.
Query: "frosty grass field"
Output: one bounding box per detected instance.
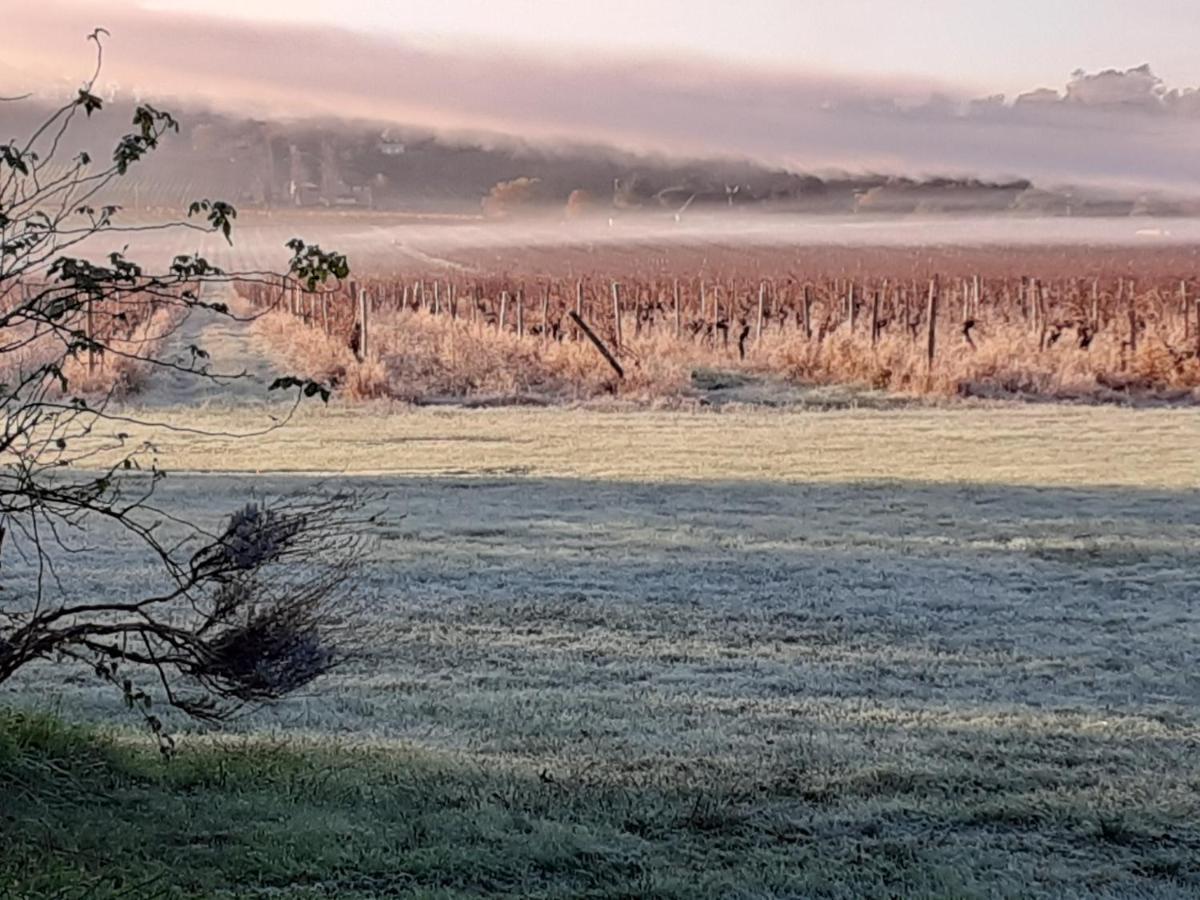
[0,285,1196,898]
[4,389,1199,897]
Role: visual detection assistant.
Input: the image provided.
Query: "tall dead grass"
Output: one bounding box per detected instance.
[251,304,1200,406]
[0,302,185,401]
[254,307,696,402]
[769,318,1200,402]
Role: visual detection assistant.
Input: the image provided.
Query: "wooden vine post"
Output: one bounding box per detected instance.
[569,311,624,380]
[1195,299,1200,358]
[870,287,880,349]
[1035,280,1047,351]
[1181,281,1190,341]
[925,276,939,373]
[498,291,508,334]
[575,280,584,340]
[755,282,766,345]
[357,288,370,361]
[86,295,96,375]
[611,282,623,352]
[710,282,719,340]
[673,279,681,338]
[1127,280,1138,355]
[540,285,550,344]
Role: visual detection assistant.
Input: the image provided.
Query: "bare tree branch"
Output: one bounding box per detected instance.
[0,32,364,741]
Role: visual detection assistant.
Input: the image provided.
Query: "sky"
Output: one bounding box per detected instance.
[4,0,1200,195]
[136,0,1200,97]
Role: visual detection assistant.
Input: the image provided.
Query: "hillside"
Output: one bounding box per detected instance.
[3,95,1194,218]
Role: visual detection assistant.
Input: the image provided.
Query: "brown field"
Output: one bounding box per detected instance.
[427,239,1200,281]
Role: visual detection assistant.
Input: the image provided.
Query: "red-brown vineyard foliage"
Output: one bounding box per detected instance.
[241,246,1200,404]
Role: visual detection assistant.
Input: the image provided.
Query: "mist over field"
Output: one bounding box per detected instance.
[7,0,1200,210]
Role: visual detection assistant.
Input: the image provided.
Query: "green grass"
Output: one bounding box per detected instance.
[1,708,712,899]
[2,708,1198,899]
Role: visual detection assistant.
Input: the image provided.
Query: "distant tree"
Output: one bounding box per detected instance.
[0,31,367,749]
[482,176,542,218]
[1065,65,1166,110]
[612,175,653,210]
[1013,87,1061,107]
[564,188,597,219]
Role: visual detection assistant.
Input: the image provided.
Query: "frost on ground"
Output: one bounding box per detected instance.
[9,227,1199,896]
[6,436,1200,895]
[132,285,290,411]
[5,298,1200,894]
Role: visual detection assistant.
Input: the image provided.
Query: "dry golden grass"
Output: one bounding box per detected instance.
[769,318,1200,400]
[62,307,182,397]
[252,310,391,400]
[0,302,184,400]
[94,402,1200,490]
[253,307,695,402]
[251,301,1200,406]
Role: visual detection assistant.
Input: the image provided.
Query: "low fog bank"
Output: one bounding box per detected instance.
[60,211,1200,281]
[3,94,1197,227]
[306,213,1200,257]
[7,2,1200,204]
[401,212,1200,248]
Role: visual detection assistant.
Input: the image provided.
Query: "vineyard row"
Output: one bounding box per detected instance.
[244,273,1200,374]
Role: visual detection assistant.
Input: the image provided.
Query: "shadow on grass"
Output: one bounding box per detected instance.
[3,476,1199,897]
[3,707,1200,900]
[0,708,910,899]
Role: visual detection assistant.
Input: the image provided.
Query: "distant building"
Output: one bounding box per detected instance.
[378,130,406,156]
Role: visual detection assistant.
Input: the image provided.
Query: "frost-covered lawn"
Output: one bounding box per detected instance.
[4,406,1200,897]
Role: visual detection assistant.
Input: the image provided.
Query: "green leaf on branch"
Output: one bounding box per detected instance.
[77,89,103,116]
[285,238,350,291]
[1,144,29,176]
[187,200,237,244]
[269,375,332,404]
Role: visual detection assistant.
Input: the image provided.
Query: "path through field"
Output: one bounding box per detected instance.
[133,284,286,410]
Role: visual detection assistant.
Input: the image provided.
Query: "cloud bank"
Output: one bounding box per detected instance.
[5,1,1200,196]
